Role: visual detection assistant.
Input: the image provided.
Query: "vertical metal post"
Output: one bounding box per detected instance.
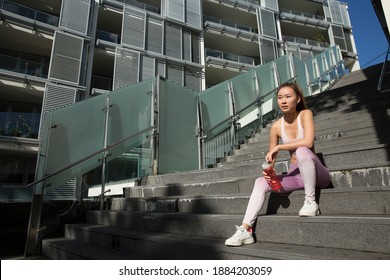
[150,76,159,176]
[24,185,44,256]
[100,95,110,210]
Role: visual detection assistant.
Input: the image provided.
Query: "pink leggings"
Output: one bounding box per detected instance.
[243,147,330,227]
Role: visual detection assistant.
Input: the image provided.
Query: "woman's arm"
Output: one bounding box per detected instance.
[266,109,315,159]
[265,120,280,164]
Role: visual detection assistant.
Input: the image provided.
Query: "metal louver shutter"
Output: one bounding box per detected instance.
[328,0,343,25]
[261,0,279,12]
[332,25,347,51]
[113,48,140,89]
[167,63,183,85]
[39,83,77,139]
[49,32,83,85]
[166,0,184,22]
[146,18,163,53]
[59,0,90,35]
[259,8,277,39]
[44,179,77,200]
[122,6,145,49]
[165,24,181,59]
[141,56,155,81]
[186,0,201,28]
[40,84,77,201]
[260,37,276,64]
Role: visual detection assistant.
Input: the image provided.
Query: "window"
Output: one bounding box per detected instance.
[0,103,41,138]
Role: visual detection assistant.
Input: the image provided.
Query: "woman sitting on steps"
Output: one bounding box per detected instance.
[225,82,331,247]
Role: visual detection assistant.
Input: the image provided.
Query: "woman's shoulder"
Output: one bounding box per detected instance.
[270,117,282,132]
[299,109,313,118]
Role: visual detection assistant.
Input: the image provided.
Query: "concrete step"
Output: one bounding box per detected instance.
[138,159,390,189]
[240,120,390,153]
[41,237,146,260]
[85,211,390,255]
[223,142,390,169]
[115,188,390,216]
[40,224,390,260]
[247,113,390,145]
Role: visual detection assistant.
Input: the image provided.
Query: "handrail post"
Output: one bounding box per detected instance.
[100,94,110,210]
[377,46,390,92]
[24,184,44,256]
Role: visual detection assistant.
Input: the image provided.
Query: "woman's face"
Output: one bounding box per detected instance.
[277,86,301,114]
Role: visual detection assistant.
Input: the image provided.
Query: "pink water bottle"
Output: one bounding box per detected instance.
[262,161,283,191]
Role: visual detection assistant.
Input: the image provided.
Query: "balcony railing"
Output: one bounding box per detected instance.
[111,0,160,14]
[280,8,325,21]
[205,48,260,66]
[204,15,258,34]
[91,75,113,91]
[0,0,59,26]
[96,30,119,44]
[283,35,330,49]
[0,53,49,78]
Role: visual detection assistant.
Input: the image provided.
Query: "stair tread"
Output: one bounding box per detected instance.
[42,237,146,260]
[55,223,390,260]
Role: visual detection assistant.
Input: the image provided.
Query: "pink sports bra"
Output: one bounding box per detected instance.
[281,113,304,144]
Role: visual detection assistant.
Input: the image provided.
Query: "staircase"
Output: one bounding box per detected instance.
[41,64,390,260]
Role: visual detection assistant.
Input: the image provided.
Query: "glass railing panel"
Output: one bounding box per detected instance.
[108,78,153,147]
[0,53,17,72]
[91,75,112,91]
[305,60,317,84]
[275,55,293,83]
[236,104,260,143]
[158,80,199,173]
[254,62,277,96]
[1,0,58,26]
[316,55,327,77]
[104,129,153,184]
[230,71,257,113]
[199,81,231,136]
[293,56,310,96]
[39,94,108,190]
[0,53,49,78]
[96,30,119,44]
[113,0,160,14]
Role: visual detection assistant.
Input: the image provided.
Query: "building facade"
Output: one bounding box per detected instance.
[0,0,359,197]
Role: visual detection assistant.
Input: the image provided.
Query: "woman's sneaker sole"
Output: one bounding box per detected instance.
[225,237,255,247]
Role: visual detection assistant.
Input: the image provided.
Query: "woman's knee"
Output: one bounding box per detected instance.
[296,146,314,162]
[254,177,270,192]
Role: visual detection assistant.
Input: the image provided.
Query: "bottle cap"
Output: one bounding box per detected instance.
[262,161,271,170]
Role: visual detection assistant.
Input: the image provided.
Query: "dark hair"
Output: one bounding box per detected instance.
[277,82,308,111]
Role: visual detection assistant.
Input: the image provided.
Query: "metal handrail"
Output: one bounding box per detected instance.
[25,126,154,190]
[202,77,295,136]
[377,46,390,91]
[24,126,154,256]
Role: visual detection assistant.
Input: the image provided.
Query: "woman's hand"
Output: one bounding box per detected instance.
[265,145,279,163]
[262,170,271,182]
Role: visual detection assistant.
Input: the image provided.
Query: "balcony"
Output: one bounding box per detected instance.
[96,30,119,44]
[280,8,329,29]
[283,35,329,52]
[109,0,160,14]
[0,103,41,139]
[0,0,59,26]
[91,75,113,92]
[204,15,258,42]
[205,48,260,71]
[0,53,49,79]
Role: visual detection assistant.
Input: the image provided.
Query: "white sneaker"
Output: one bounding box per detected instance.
[299,199,320,217]
[225,226,255,246]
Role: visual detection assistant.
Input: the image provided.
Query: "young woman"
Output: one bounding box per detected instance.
[225,82,331,247]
